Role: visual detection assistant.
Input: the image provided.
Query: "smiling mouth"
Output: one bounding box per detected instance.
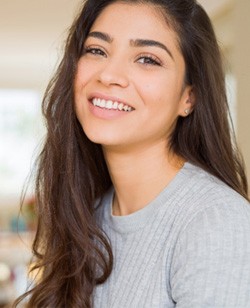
[91,98,134,112]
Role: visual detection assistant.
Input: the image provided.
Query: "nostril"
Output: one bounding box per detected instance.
[98,67,129,88]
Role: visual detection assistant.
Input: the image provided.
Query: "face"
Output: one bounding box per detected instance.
[74,2,193,152]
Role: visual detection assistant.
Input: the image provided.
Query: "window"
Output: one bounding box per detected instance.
[0,89,43,197]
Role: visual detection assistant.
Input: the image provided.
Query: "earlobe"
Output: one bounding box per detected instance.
[180,86,195,117]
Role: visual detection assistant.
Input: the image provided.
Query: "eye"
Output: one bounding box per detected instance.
[83,46,106,57]
[137,55,161,66]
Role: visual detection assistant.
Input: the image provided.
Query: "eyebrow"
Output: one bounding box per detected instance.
[87,31,174,60]
[88,31,113,43]
[130,39,174,60]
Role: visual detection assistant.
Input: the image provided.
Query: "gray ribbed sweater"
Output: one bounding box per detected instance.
[93,162,250,307]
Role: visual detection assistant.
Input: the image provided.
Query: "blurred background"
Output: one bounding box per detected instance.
[0,0,250,306]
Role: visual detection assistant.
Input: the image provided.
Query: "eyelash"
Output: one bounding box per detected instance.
[83,47,162,66]
[84,47,106,56]
[136,54,161,66]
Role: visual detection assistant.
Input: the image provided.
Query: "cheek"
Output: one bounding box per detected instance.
[75,61,90,90]
[137,78,171,110]
[135,71,173,99]
[136,72,182,111]
[74,63,89,121]
[74,61,95,115]
[135,77,181,131]
[75,58,101,92]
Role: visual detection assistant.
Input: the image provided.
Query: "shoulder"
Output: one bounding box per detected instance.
[178,162,250,227]
[170,162,250,254]
[170,162,250,252]
[170,164,250,306]
[172,163,250,266]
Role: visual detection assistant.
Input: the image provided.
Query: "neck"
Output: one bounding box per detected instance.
[103,141,184,216]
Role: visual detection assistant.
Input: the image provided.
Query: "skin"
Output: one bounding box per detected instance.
[74,2,194,216]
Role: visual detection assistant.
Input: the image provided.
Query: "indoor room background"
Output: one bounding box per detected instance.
[0,0,250,305]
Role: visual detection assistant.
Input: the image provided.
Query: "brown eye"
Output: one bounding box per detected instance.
[84,47,106,57]
[137,56,161,66]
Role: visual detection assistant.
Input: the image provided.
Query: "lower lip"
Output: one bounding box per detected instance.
[88,101,132,120]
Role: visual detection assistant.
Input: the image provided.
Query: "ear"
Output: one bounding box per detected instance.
[178,85,196,117]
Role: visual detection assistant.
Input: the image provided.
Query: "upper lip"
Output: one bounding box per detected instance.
[88,92,134,109]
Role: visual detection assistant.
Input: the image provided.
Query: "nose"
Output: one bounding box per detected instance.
[97,59,129,88]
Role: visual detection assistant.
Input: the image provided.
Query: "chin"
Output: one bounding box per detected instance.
[83,128,120,146]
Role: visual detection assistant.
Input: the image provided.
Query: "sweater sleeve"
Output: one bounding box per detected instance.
[170,201,250,308]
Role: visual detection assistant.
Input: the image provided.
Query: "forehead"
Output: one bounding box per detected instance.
[89,2,180,49]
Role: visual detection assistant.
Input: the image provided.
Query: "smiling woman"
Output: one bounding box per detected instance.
[74,3,192,151]
[14,0,250,307]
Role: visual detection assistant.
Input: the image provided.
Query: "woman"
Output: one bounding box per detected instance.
[15,0,250,307]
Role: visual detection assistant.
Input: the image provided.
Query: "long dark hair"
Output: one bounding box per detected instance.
[14,0,248,307]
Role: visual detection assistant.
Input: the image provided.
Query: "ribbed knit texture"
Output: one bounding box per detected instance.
[93,162,250,307]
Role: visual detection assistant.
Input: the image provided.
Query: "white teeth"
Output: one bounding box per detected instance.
[100,99,105,108]
[113,101,118,109]
[106,100,113,109]
[91,98,133,112]
[118,103,123,111]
